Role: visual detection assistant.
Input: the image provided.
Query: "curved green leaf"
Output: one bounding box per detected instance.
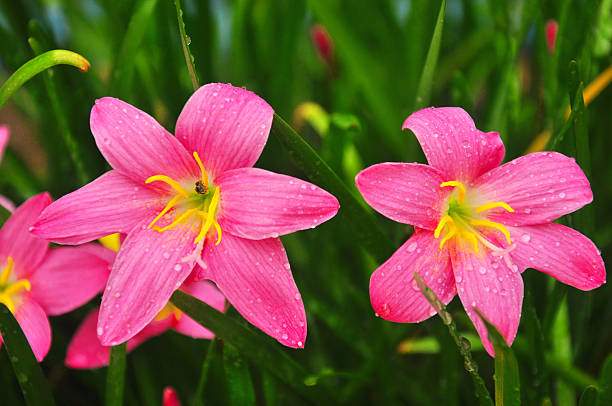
[223,343,256,406]
[579,386,600,406]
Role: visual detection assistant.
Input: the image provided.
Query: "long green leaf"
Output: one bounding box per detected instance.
[173,0,199,91]
[105,343,127,406]
[271,113,393,263]
[170,290,333,405]
[193,339,217,406]
[579,386,600,406]
[0,49,89,110]
[474,310,520,406]
[598,355,612,406]
[223,343,256,406]
[414,0,446,109]
[0,304,56,406]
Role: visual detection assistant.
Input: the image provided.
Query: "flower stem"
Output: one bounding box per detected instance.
[192,338,217,406]
[106,342,127,406]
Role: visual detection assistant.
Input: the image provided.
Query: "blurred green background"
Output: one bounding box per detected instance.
[1,0,611,405]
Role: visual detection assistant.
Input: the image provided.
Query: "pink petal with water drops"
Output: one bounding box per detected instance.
[369,229,455,322]
[97,219,198,346]
[32,171,162,245]
[203,234,306,348]
[402,107,505,182]
[90,97,198,184]
[29,245,112,315]
[0,193,51,277]
[451,245,523,356]
[175,83,274,179]
[216,168,339,240]
[13,295,51,362]
[473,152,592,226]
[508,223,605,290]
[355,163,448,229]
[173,281,225,339]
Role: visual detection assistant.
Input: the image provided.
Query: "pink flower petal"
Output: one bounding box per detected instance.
[216,168,339,239]
[97,220,197,346]
[173,281,225,339]
[90,97,198,183]
[508,223,605,290]
[451,246,523,356]
[369,229,455,322]
[0,193,51,277]
[175,83,274,179]
[0,125,8,162]
[13,296,51,362]
[163,387,182,406]
[32,171,161,245]
[29,245,112,316]
[355,163,448,229]
[473,152,592,226]
[203,234,306,348]
[0,195,15,213]
[402,107,504,182]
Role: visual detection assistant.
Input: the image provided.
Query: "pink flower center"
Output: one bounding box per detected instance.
[434,181,515,253]
[145,152,222,245]
[0,257,31,313]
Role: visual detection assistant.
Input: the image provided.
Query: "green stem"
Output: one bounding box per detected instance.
[106,343,128,406]
[173,0,199,91]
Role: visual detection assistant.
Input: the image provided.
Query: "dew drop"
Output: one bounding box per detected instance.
[520,233,531,243]
[406,242,417,253]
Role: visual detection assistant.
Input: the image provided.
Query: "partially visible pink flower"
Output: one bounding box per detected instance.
[0,193,111,361]
[65,278,224,369]
[163,387,181,406]
[545,20,559,53]
[356,107,605,356]
[33,83,339,348]
[0,126,15,212]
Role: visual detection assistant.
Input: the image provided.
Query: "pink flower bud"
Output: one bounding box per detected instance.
[545,19,558,53]
[163,387,181,406]
[310,24,334,65]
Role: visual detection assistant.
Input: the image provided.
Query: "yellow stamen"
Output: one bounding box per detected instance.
[156,208,198,232]
[154,302,183,321]
[212,221,222,245]
[146,175,189,197]
[193,152,208,186]
[0,257,14,285]
[3,280,30,296]
[470,219,512,245]
[194,187,220,244]
[0,258,30,314]
[148,194,184,229]
[439,226,457,249]
[440,181,466,204]
[475,201,514,214]
[434,215,454,238]
[99,233,120,251]
[462,231,479,252]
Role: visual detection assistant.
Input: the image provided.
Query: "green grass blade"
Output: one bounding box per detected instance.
[105,343,127,406]
[0,49,90,110]
[598,355,612,406]
[193,339,216,406]
[170,290,334,405]
[223,343,256,406]
[173,0,199,91]
[271,113,393,263]
[474,310,520,406]
[0,304,56,406]
[579,386,600,406]
[414,0,446,109]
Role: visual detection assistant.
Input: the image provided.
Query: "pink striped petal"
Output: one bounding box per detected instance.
[451,247,523,356]
[13,296,51,362]
[97,221,197,346]
[90,97,198,183]
[508,224,605,290]
[355,163,448,229]
[370,229,455,322]
[0,193,51,278]
[216,168,339,240]
[402,107,504,182]
[175,83,274,179]
[0,125,8,161]
[29,245,112,316]
[173,280,225,339]
[32,171,161,245]
[473,152,592,226]
[203,234,306,348]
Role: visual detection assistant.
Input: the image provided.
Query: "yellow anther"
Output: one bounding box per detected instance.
[440,181,466,204]
[99,233,120,251]
[148,194,184,229]
[193,152,208,187]
[0,257,14,285]
[155,302,183,322]
[470,219,512,245]
[156,208,198,233]
[439,226,457,249]
[475,201,514,214]
[194,187,220,244]
[434,215,454,238]
[146,175,189,197]
[462,231,479,253]
[0,257,30,314]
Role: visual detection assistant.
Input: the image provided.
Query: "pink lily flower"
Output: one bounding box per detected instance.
[355,107,605,355]
[66,278,225,369]
[32,83,339,348]
[0,193,112,361]
[0,125,15,213]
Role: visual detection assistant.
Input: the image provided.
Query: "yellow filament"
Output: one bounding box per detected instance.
[193,151,208,186]
[194,187,220,243]
[0,257,14,285]
[475,201,514,214]
[462,231,479,252]
[146,175,189,197]
[439,226,457,249]
[440,181,466,204]
[99,233,120,251]
[470,219,512,245]
[157,208,198,232]
[434,215,454,238]
[148,194,184,229]
[0,258,30,314]
[3,280,30,296]
[212,221,222,245]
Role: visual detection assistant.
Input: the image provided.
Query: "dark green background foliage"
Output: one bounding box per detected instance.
[0,0,611,405]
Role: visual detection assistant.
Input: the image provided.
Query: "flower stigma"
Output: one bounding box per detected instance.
[0,257,31,313]
[145,151,222,245]
[434,181,515,253]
